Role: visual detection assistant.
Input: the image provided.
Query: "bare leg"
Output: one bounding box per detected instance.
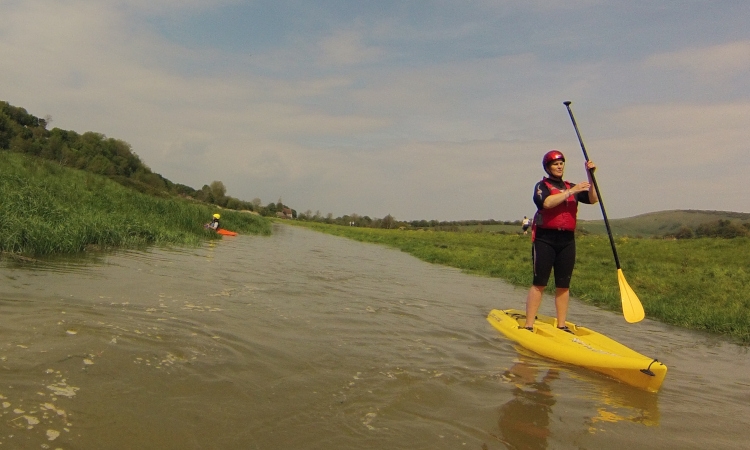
[554,287,570,327]
[525,285,545,327]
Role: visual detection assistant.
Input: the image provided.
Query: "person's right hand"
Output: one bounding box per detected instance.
[572,181,591,193]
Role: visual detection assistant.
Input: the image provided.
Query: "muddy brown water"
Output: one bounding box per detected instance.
[1,224,748,449]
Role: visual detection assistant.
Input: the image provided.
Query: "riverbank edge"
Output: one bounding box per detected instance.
[283,220,750,344]
[0,152,272,256]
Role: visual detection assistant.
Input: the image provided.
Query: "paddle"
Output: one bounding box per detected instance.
[563,101,645,323]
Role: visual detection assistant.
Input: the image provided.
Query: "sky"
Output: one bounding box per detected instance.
[1,0,749,221]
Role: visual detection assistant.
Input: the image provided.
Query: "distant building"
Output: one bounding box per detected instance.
[276,207,294,219]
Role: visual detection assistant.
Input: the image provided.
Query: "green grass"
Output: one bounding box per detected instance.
[450,224,523,234]
[290,221,750,343]
[0,151,270,255]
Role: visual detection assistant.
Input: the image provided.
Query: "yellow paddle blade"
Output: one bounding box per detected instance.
[618,269,644,323]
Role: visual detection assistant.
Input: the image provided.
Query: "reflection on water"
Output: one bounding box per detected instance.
[1,224,749,449]
[494,353,661,450]
[585,376,660,429]
[497,359,559,449]
[1,246,151,274]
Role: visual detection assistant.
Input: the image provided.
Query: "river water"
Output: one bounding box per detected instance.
[1,224,748,449]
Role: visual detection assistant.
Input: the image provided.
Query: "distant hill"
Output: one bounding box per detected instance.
[579,210,750,237]
[0,100,294,216]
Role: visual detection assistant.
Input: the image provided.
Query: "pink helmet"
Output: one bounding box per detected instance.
[542,150,565,173]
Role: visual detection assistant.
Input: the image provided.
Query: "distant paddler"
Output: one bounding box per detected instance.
[207,213,221,231]
[525,150,598,331]
[521,216,531,235]
[206,213,238,236]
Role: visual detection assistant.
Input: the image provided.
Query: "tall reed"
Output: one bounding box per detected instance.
[0,152,270,255]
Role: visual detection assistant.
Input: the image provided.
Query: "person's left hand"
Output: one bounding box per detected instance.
[585,160,596,172]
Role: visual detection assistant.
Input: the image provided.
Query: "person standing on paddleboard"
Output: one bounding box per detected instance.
[524,150,598,332]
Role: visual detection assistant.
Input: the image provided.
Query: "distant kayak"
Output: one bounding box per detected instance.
[487,309,667,392]
[216,229,237,236]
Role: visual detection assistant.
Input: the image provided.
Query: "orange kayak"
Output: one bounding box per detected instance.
[217,229,237,236]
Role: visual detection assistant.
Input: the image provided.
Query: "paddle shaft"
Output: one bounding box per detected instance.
[563,101,622,270]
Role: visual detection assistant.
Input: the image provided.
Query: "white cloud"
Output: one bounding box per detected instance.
[317,29,385,67]
[1,1,748,221]
[551,101,750,219]
[115,0,239,16]
[644,41,750,81]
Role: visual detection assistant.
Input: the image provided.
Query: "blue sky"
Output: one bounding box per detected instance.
[2,1,749,220]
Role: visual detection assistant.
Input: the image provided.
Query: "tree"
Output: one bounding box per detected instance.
[0,112,12,149]
[210,181,227,201]
[173,183,197,197]
[381,214,395,229]
[226,197,240,210]
[87,154,115,175]
[695,220,746,238]
[195,184,213,202]
[673,226,694,239]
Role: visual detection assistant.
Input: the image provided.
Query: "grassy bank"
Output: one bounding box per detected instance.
[290,221,750,343]
[1,152,270,255]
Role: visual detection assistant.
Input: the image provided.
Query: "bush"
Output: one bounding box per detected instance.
[695,220,748,238]
[673,226,694,239]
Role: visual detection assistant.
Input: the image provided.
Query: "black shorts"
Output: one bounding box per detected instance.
[532,228,576,288]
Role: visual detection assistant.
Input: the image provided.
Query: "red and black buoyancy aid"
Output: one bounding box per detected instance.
[532,178,578,238]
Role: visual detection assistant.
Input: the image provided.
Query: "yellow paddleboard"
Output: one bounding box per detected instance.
[487,309,666,392]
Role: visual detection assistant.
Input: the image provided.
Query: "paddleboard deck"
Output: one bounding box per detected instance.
[487,309,667,392]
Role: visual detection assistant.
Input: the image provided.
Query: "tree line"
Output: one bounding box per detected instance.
[297,210,519,230]
[0,101,293,217]
[669,220,750,239]
[297,207,750,239]
[8,100,743,236]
